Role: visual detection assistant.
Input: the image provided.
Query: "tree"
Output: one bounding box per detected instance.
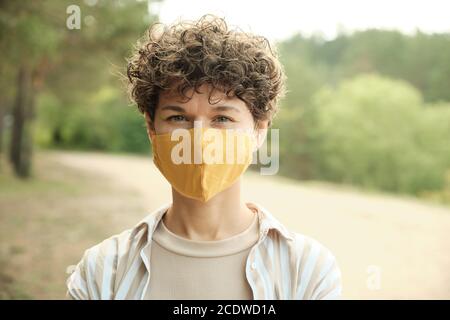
[0,0,159,177]
[303,73,450,195]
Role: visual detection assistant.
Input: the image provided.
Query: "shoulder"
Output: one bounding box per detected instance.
[288,231,343,299]
[66,222,149,300]
[252,202,343,299]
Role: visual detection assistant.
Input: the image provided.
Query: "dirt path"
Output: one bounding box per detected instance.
[37,151,450,299]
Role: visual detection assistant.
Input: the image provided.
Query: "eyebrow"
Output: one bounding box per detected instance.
[210,105,241,113]
[160,105,186,113]
[160,105,241,113]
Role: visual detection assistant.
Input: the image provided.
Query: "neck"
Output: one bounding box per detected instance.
[163,178,256,241]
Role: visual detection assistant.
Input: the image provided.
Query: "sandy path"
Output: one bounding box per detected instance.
[51,151,450,299]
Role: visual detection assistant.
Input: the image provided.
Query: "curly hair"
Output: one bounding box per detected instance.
[126,14,286,127]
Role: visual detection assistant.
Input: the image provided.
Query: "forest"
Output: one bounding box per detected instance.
[1,0,449,203]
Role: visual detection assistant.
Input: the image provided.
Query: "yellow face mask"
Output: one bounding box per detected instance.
[150,127,256,202]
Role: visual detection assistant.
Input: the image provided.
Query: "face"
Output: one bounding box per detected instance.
[145,83,268,138]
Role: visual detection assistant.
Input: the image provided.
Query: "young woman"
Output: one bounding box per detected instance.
[66,14,342,300]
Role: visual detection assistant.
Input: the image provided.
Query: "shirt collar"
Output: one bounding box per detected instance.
[135,201,294,257]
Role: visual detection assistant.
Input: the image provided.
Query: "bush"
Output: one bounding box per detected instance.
[302,73,450,195]
[36,87,151,154]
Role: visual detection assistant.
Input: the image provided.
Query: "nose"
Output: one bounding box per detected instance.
[191,118,210,129]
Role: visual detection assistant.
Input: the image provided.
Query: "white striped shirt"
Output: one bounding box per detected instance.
[66,202,342,300]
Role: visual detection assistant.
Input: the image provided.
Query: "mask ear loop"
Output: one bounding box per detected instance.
[145,108,156,142]
[251,120,261,154]
[251,119,270,160]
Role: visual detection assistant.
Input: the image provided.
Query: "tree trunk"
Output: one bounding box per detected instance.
[0,101,4,155]
[9,65,35,178]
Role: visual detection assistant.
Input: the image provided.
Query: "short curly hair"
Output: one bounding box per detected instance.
[126,14,286,128]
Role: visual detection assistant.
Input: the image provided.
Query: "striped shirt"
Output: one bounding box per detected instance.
[66,202,343,300]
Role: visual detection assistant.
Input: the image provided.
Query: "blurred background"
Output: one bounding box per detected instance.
[0,0,449,299]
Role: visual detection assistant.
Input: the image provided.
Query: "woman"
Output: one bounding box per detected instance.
[66,14,342,300]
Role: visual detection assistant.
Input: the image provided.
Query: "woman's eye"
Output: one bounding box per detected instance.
[214,116,232,123]
[167,115,186,122]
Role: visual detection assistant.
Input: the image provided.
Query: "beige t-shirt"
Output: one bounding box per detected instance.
[145,210,259,300]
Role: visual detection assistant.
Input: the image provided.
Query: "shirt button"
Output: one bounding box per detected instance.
[251,262,257,270]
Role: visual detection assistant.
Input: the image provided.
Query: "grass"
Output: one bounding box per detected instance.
[0,151,143,299]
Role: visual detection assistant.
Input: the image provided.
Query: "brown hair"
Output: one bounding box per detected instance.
[126,14,286,127]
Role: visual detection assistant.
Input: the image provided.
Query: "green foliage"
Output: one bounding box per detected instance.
[36,88,150,154]
[421,171,450,204]
[279,30,450,109]
[1,0,158,159]
[276,30,450,200]
[3,2,449,202]
[0,1,62,65]
[278,36,328,108]
[301,74,450,195]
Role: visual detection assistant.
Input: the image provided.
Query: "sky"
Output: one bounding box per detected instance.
[149,0,450,42]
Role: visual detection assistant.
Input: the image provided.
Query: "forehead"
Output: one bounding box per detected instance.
[158,83,243,106]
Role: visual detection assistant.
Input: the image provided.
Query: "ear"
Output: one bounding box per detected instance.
[253,119,269,151]
[144,111,155,140]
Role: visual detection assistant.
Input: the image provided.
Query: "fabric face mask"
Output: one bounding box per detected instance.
[150,127,256,202]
